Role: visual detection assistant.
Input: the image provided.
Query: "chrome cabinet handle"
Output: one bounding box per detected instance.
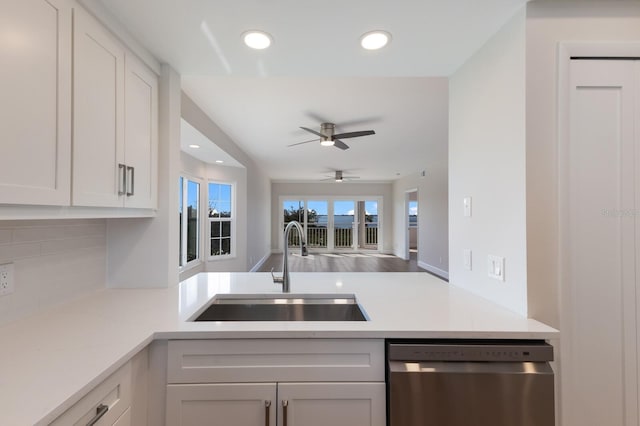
[118,164,126,195]
[126,166,134,196]
[265,400,271,426]
[282,400,288,426]
[86,403,108,426]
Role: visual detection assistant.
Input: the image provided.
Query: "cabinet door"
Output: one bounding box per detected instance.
[277,383,385,426]
[72,6,125,207]
[123,54,158,209]
[0,0,71,205]
[166,383,277,426]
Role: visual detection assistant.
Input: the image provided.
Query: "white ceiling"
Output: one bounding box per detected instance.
[97,0,528,182]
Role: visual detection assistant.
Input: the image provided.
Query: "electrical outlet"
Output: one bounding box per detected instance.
[0,262,15,296]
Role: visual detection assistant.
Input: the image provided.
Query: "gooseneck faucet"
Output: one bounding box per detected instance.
[271,220,308,292]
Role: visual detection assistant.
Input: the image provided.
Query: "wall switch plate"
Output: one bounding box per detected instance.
[463,249,472,270]
[487,255,505,281]
[463,197,472,217]
[0,263,15,296]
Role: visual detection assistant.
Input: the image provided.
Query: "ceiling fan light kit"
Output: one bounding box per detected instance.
[289,121,376,151]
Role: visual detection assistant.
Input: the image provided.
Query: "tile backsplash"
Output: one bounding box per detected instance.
[0,219,106,326]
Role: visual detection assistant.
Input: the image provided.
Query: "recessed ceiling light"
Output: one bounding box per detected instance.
[189,144,200,149]
[215,160,224,164]
[360,30,391,50]
[243,30,272,50]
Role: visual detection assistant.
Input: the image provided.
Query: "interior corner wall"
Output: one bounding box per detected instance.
[449,8,527,315]
[392,167,449,279]
[525,1,640,329]
[181,94,271,272]
[270,182,393,253]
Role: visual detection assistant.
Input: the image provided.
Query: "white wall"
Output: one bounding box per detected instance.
[449,8,527,315]
[393,166,449,279]
[0,219,106,325]
[270,182,393,253]
[181,94,271,272]
[526,0,640,329]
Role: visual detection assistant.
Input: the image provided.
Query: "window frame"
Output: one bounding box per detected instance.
[207,180,236,260]
[179,175,202,271]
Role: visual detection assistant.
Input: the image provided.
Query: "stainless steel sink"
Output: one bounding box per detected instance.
[193,293,368,322]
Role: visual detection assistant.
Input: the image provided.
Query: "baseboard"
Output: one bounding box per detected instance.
[250,251,271,272]
[418,261,449,280]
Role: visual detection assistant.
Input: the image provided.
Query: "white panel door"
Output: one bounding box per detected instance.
[123,54,158,209]
[72,6,125,207]
[166,383,276,426]
[563,59,638,426]
[277,383,386,426]
[0,0,71,205]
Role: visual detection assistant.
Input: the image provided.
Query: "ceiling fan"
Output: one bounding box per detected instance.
[321,170,360,182]
[288,122,375,150]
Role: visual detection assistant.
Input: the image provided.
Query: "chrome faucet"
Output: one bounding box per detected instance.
[271,220,308,292]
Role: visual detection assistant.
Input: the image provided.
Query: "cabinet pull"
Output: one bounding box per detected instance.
[86,403,108,426]
[126,166,134,196]
[264,400,271,426]
[282,400,288,426]
[118,163,126,196]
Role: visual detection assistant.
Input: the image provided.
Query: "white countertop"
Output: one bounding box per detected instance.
[0,272,557,425]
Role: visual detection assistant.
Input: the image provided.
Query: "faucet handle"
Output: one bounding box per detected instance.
[271,268,284,284]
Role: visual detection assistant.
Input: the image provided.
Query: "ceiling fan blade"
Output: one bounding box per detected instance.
[332,130,375,139]
[287,138,319,147]
[300,126,327,138]
[333,139,349,150]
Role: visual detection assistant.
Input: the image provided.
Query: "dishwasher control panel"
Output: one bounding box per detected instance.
[387,341,553,362]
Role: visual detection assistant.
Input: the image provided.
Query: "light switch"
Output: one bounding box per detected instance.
[487,255,505,281]
[463,197,472,217]
[463,249,472,271]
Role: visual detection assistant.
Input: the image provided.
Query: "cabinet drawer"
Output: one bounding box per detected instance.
[50,361,131,425]
[167,339,384,383]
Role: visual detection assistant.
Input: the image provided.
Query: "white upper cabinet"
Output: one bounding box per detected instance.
[72,6,158,209]
[123,54,158,209]
[0,0,72,205]
[72,6,125,207]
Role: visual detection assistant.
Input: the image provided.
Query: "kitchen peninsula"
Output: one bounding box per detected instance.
[0,272,557,425]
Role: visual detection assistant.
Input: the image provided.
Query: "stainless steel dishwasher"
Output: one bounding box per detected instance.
[387,340,555,426]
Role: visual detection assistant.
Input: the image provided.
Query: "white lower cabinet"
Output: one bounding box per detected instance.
[165,339,386,426]
[49,347,147,426]
[166,382,385,426]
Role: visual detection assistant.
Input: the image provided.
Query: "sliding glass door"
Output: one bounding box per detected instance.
[333,200,355,249]
[281,197,382,252]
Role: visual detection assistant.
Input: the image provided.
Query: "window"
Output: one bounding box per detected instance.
[209,182,233,257]
[408,200,418,228]
[179,177,200,267]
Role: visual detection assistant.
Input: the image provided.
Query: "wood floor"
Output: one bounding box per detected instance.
[257,251,428,273]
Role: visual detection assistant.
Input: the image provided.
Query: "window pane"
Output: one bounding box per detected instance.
[186,181,199,262]
[179,177,183,266]
[221,238,231,255]
[218,201,231,217]
[211,221,221,238]
[222,221,231,237]
[211,239,220,256]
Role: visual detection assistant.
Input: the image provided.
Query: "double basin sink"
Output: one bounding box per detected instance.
[193,293,368,322]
